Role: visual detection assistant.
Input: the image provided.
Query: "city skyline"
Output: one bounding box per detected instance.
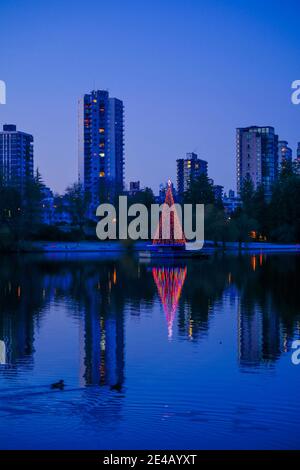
[1,93,299,196]
[1,0,300,194]
[1,116,299,201]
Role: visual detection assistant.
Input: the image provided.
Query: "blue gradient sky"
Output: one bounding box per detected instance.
[1,0,300,194]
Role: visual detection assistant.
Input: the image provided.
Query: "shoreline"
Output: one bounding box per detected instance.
[1,240,300,254]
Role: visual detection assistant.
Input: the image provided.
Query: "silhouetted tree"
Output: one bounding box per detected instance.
[23,168,44,236]
[65,182,90,233]
[240,175,255,217]
[183,174,215,205]
[269,166,300,242]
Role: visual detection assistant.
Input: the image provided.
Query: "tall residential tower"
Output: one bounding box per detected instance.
[278,140,292,171]
[0,124,34,193]
[236,126,278,199]
[78,90,124,217]
[176,152,208,195]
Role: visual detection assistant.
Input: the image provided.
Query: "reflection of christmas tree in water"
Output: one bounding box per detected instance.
[152,266,187,338]
[153,180,185,246]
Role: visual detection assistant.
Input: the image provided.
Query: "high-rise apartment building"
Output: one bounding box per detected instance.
[294,142,300,175]
[236,126,278,199]
[278,140,292,171]
[213,184,224,202]
[295,141,300,165]
[223,190,241,214]
[0,124,34,193]
[78,90,124,217]
[176,152,208,195]
[128,181,140,196]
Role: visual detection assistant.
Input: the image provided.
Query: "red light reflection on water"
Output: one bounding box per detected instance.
[152,266,187,339]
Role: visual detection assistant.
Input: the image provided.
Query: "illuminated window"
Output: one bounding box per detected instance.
[99,153,105,157]
[99,171,105,177]
[93,99,97,103]
[99,142,105,148]
[100,108,105,112]
[99,128,105,133]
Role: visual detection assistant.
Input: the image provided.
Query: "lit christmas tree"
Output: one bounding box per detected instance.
[152,180,185,246]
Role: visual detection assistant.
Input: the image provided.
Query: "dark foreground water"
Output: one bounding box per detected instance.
[0,252,300,450]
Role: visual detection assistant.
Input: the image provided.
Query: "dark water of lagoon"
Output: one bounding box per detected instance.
[0,252,300,450]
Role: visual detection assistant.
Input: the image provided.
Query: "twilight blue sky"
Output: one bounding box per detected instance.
[1,0,300,194]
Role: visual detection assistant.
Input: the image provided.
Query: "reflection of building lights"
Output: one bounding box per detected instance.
[100,334,106,351]
[17,286,21,298]
[251,255,256,272]
[188,319,193,340]
[113,268,117,285]
[283,333,288,353]
[0,340,6,365]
